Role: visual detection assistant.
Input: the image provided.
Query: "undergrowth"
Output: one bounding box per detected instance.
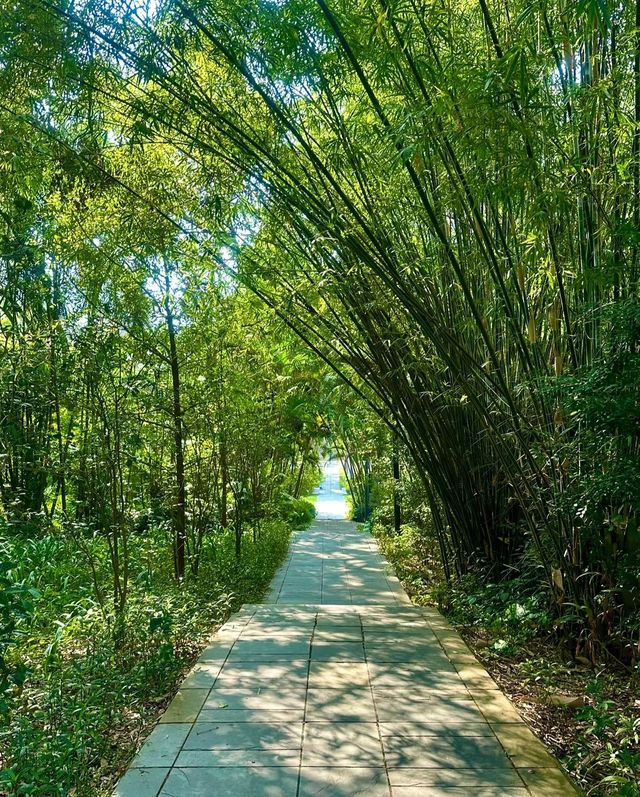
[0,520,293,796]
[372,519,640,797]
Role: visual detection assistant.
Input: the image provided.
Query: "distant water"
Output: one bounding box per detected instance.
[314,458,349,520]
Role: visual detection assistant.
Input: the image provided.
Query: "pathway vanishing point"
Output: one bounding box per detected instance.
[114,461,580,796]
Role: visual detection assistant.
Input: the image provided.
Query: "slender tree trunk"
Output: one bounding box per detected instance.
[293,438,310,498]
[47,264,66,516]
[633,0,640,287]
[392,445,401,534]
[164,270,187,581]
[235,495,242,560]
[220,435,228,528]
[363,458,371,521]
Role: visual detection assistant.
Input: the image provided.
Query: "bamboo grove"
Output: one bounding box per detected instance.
[2,0,640,663]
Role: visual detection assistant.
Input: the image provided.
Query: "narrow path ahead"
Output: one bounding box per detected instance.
[114,463,579,797]
[265,522,409,606]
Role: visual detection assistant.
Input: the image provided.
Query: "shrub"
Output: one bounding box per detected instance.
[276,494,316,529]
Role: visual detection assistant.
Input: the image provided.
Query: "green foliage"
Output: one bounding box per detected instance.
[0,520,291,796]
[375,523,438,603]
[568,678,640,796]
[276,494,316,529]
[2,0,640,649]
[0,555,38,718]
[540,300,640,644]
[445,575,553,656]
[2,0,640,792]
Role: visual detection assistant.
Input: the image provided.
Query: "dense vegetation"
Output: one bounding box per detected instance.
[1,0,640,793]
[367,447,639,795]
[0,248,326,792]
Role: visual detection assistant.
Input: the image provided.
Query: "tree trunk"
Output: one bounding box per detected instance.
[220,435,228,528]
[235,502,242,560]
[392,448,401,534]
[633,0,640,286]
[165,270,187,581]
[47,263,66,516]
[293,440,309,498]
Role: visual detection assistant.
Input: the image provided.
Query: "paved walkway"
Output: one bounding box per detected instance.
[265,523,409,605]
[114,465,579,797]
[313,457,349,520]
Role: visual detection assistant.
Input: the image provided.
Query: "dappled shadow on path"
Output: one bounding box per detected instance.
[114,471,579,797]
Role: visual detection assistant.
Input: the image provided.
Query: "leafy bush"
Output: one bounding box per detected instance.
[543,301,640,646]
[373,522,439,602]
[0,520,292,796]
[0,556,38,718]
[276,494,316,529]
[445,573,553,654]
[567,678,640,796]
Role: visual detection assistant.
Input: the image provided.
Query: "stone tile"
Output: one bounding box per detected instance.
[112,767,169,797]
[311,640,365,661]
[180,663,223,689]
[244,617,313,628]
[363,629,435,642]
[159,690,209,723]
[308,661,369,689]
[383,733,512,768]
[453,664,499,690]
[372,680,469,698]
[302,722,383,765]
[379,721,494,737]
[197,644,233,663]
[365,644,444,663]
[375,695,484,724]
[363,619,427,630]
[245,613,305,622]
[214,661,309,682]
[312,628,363,642]
[368,663,458,688]
[132,724,192,767]
[198,708,305,723]
[277,599,323,606]
[250,608,316,619]
[227,640,311,661]
[321,594,353,604]
[240,625,315,636]
[175,749,301,767]
[217,676,311,694]
[240,629,312,640]
[418,607,443,620]
[305,688,376,721]
[204,686,307,710]
[391,788,526,796]
[426,618,454,630]
[184,721,302,750]
[371,676,464,697]
[388,767,527,794]
[159,766,299,796]
[218,622,249,634]
[492,723,562,767]
[431,631,472,651]
[114,518,571,796]
[516,767,581,795]
[473,691,523,723]
[314,616,362,628]
[298,767,390,796]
